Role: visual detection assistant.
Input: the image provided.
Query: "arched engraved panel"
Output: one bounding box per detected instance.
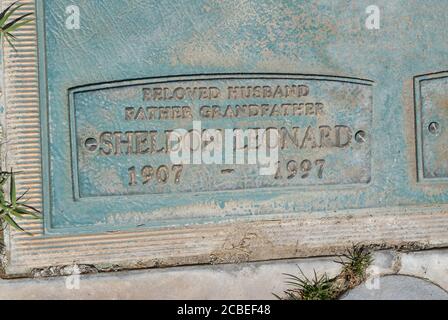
[69,74,373,199]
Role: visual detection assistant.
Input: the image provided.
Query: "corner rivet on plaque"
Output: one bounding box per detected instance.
[428,122,440,135]
[355,130,367,144]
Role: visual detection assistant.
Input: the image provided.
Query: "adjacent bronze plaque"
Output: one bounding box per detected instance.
[415,72,448,181]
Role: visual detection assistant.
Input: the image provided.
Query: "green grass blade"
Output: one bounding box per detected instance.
[4,18,32,33]
[16,189,29,202]
[3,12,33,31]
[20,203,40,213]
[6,32,17,40]
[10,171,16,206]
[0,200,10,211]
[0,2,19,26]
[0,5,28,28]
[14,207,40,219]
[3,213,24,232]
[6,37,16,51]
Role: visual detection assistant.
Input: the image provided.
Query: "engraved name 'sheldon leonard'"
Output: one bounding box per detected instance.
[70,75,373,199]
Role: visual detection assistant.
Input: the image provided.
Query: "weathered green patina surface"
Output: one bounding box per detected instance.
[35,0,448,234]
[2,0,448,276]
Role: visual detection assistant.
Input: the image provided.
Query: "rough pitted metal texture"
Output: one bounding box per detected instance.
[1,0,448,277]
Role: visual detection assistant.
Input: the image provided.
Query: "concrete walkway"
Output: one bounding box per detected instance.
[0,249,447,300]
[343,275,448,300]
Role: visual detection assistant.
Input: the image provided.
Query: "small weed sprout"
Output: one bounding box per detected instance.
[0,171,41,236]
[283,269,337,300]
[336,244,373,288]
[275,245,373,300]
[0,1,34,51]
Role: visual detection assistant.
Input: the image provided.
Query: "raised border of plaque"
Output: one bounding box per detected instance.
[69,75,373,201]
[39,73,374,235]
